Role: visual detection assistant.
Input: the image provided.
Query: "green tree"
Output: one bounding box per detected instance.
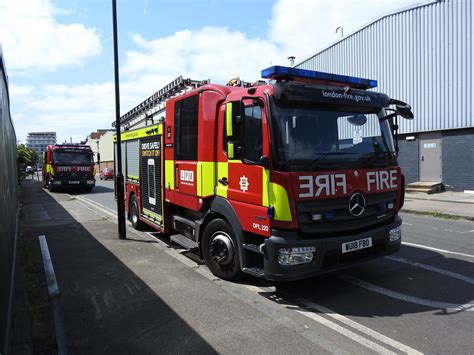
[17,144,39,167]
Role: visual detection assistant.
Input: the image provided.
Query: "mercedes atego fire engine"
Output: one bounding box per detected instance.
[43,144,96,191]
[114,66,413,281]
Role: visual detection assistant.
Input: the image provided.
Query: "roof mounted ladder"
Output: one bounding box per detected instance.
[113,76,209,129]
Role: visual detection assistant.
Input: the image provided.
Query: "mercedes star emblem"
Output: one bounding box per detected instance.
[349,192,366,216]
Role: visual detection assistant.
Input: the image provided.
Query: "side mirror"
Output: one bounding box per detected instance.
[396,104,414,119]
[389,98,414,120]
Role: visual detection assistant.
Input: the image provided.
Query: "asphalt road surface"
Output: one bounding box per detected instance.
[65,179,474,354]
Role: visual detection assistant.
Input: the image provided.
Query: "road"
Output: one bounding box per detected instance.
[65,179,474,354]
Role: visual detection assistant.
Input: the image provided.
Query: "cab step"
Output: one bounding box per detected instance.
[243,243,264,255]
[170,234,198,250]
[242,267,265,278]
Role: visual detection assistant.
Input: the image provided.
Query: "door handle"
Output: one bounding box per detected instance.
[175,165,179,188]
[420,155,424,161]
[218,177,229,186]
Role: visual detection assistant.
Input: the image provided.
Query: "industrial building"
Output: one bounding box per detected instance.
[296,0,473,191]
[26,132,57,161]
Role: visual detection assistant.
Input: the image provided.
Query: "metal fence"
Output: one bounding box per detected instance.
[0,46,19,355]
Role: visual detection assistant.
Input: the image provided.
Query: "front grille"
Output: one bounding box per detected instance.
[55,171,92,179]
[296,191,397,236]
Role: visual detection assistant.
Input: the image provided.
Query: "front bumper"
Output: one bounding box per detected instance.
[263,215,402,281]
[50,178,95,188]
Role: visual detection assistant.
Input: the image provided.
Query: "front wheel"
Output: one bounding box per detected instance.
[202,219,244,281]
[129,194,145,230]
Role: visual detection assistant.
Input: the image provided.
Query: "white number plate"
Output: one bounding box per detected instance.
[69,181,80,184]
[342,237,372,254]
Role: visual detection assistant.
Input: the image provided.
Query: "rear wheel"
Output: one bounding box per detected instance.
[129,194,145,230]
[202,219,244,281]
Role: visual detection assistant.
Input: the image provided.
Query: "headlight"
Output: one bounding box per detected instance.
[389,227,401,242]
[278,246,316,266]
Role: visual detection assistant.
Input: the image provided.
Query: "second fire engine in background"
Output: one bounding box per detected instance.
[43,144,96,192]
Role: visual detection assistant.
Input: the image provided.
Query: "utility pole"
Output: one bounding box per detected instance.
[112,0,126,239]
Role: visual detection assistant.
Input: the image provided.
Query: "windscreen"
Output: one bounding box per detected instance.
[270,99,395,171]
[53,150,93,165]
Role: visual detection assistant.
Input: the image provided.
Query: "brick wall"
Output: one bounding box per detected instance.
[442,128,474,191]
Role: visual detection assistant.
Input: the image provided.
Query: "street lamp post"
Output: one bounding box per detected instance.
[96,140,100,171]
[112,0,126,239]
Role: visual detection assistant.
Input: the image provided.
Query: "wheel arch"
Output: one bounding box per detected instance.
[197,197,246,265]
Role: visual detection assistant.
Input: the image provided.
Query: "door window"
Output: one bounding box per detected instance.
[175,95,199,161]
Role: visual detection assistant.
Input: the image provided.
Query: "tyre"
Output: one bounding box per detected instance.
[129,194,145,230]
[202,218,244,281]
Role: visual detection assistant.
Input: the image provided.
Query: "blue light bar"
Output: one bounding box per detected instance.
[261,66,377,89]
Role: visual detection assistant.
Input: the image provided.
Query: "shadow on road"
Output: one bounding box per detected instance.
[257,246,474,318]
[14,180,216,354]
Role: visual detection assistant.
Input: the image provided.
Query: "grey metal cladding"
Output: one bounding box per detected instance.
[126,140,139,178]
[296,0,473,134]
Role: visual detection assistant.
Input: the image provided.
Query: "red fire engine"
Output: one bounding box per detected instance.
[43,144,96,191]
[114,66,413,281]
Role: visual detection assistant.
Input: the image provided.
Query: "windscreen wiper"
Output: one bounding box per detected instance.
[303,152,356,171]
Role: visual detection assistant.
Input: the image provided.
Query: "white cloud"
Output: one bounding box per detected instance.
[123,27,280,87]
[9,0,421,143]
[12,82,115,144]
[269,0,420,63]
[0,0,101,72]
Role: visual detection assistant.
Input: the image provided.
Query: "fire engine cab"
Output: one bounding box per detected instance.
[114,66,413,281]
[43,144,96,191]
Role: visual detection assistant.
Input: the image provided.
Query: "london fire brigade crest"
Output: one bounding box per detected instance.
[239,175,249,192]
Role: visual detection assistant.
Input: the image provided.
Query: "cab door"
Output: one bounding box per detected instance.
[217,100,270,236]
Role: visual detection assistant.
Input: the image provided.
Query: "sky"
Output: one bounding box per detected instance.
[0,0,420,144]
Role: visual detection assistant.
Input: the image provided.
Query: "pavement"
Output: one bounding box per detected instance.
[11,178,474,354]
[404,191,474,220]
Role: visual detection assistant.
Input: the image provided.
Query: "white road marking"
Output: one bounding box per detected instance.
[292,307,397,355]
[402,242,474,259]
[342,274,474,313]
[403,222,413,226]
[74,195,117,216]
[385,256,474,285]
[296,299,423,355]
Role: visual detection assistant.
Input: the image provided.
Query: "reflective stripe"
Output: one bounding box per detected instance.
[46,164,55,177]
[143,208,163,221]
[164,160,174,190]
[269,182,292,221]
[262,169,269,206]
[227,143,234,159]
[216,162,228,198]
[113,124,162,142]
[226,103,233,137]
[197,161,216,197]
